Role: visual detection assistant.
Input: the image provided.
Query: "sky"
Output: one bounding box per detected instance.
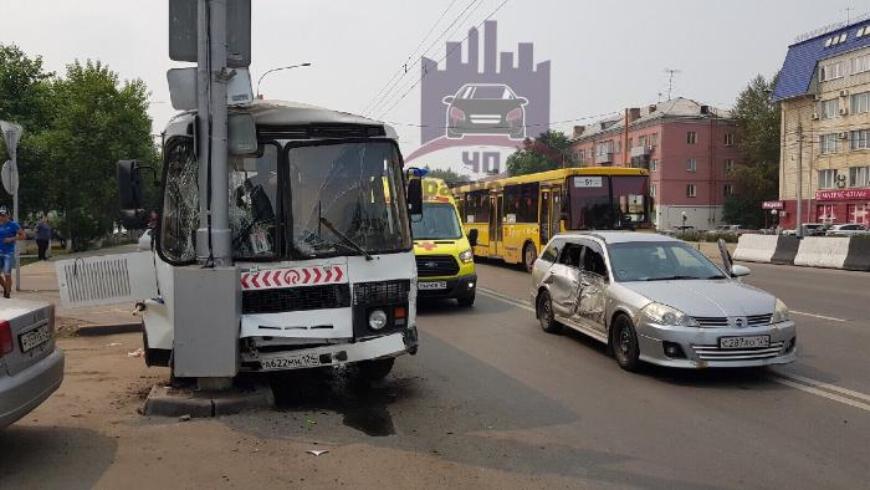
[1,0,866,161]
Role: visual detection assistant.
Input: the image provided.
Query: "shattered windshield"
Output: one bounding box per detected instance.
[229,144,279,259]
[287,141,411,258]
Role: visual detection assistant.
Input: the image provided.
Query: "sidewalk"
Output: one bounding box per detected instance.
[7,244,141,334]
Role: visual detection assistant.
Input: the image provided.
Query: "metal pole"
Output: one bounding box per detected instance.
[195,0,212,262]
[12,146,19,291]
[208,0,232,266]
[796,123,803,237]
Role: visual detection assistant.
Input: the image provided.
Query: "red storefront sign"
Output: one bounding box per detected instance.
[762,200,784,210]
[815,188,870,201]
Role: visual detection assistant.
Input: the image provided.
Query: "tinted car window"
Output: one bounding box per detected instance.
[558,243,583,267]
[540,241,560,263]
[582,246,608,277]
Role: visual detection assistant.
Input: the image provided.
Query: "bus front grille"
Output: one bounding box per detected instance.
[243,284,351,314]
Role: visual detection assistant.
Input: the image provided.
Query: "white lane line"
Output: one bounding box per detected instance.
[478,287,870,414]
[790,310,847,323]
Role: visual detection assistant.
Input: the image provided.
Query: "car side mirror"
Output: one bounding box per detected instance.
[407,178,423,218]
[442,96,454,104]
[467,228,478,247]
[731,264,751,277]
[118,160,144,210]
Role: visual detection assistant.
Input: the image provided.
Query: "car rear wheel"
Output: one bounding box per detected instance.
[536,291,561,334]
[523,242,537,272]
[612,315,641,372]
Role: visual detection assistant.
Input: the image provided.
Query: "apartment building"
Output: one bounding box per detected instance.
[774,19,870,227]
[569,98,740,230]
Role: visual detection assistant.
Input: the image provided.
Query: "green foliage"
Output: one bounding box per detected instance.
[506,130,574,176]
[424,166,470,185]
[724,74,781,228]
[0,46,158,250]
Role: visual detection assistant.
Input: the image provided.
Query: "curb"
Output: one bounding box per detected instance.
[142,384,275,418]
[75,322,142,337]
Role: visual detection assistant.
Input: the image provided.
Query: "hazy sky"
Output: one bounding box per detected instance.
[1,0,865,151]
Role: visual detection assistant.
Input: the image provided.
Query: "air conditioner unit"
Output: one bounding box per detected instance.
[838,131,849,139]
[812,112,820,120]
[840,89,850,97]
[840,107,849,115]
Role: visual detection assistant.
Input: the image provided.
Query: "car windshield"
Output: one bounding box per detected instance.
[412,203,462,240]
[287,141,411,258]
[607,241,727,282]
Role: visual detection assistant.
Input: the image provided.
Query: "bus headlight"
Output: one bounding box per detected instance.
[368,309,388,330]
[459,249,474,263]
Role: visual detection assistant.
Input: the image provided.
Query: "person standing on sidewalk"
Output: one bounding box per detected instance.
[0,206,25,298]
[35,216,51,261]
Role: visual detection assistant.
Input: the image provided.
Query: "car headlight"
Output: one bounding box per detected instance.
[368,309,388,330]
[459,249,474,264]
[771,298,790,323]
[641,302,700,327]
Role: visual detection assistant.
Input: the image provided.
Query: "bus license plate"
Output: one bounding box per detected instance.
[418,281,447,290]
[260,352,323,370]
[20,324,51,353]
[719,335,770,350]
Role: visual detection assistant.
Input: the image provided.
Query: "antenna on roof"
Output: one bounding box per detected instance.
[664,68,681,100]
[846,7,854,24]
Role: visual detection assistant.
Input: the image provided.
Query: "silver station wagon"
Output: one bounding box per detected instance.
[531,232,796,371]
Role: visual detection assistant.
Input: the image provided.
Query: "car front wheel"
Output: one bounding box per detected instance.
[536,291,561,334]
[612,315,641,372]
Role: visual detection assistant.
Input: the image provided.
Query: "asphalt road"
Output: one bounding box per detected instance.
[2,259,868,489]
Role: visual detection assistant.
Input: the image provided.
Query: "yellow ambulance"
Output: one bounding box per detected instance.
[413,177,477,306]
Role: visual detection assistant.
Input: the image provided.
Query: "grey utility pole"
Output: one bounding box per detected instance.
[796,123,803,237]
[1,121,22,290]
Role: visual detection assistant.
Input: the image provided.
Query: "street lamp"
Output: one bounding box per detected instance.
[255,63,312,99]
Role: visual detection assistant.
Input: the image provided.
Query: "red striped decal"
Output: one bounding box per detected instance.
[241,265,347,290]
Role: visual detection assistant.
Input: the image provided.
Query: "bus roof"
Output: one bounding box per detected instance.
[453,166,648,193]
[164,99,398,140]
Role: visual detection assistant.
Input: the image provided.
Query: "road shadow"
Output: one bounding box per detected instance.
[0,425,117,489]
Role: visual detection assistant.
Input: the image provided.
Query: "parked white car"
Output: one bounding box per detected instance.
[825,223,869,237]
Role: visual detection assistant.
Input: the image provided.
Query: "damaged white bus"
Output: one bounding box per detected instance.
[61,100,421,382]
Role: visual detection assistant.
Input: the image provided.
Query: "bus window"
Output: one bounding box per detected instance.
[465,190,490,224]
[567,176,612,229]
[611,175,649,226]
[503,183,539,223]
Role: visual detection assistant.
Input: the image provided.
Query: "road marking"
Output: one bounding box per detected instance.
[790,310,847,323]
[478,286,870,414]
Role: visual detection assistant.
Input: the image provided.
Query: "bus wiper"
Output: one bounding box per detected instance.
[319,216,374,261]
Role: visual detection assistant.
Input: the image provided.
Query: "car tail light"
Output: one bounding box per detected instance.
[449,106,466,122]
[0,320,12,357]
[506,107,523,122]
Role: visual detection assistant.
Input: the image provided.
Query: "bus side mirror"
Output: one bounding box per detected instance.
[117,160,149,229]
[407,178,423,217]
[467,228,478,247]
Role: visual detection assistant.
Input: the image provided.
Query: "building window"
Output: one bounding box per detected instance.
[850,129,870,150]
[686,158,697,172]
[849,203,870,224]
[818,169,839,189]
[820,60,847,81]
[687,131,697,144]
[820,98,839,119]
[724,159,735,174]
[853,54,870,74]
[850,166,870,187]
[650,184,657,197]
[596,141,613,156]
[723,184,734,197]
[724,133,735,146]
[615,141,622,153]
[851,92,870,114]
[820,134,839,154]
[651,133,658,146]
[650,159,658,172]
[577,149,585,162]
[686,184,697,198]
[817,204,837,223]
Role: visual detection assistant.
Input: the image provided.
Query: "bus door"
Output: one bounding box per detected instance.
[488,193,503,257]
[540,189,551,245]
[551,185,562,234]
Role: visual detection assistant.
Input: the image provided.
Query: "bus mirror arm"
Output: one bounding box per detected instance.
[407,178,423,217]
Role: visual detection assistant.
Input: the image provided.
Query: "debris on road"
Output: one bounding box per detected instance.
[127,348,145,358]
[179,414,191,422]
[306,449,329,456]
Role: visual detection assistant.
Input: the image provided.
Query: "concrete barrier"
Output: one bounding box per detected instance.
[844,237,870,271]
[770,236,801,265]
[794,237,851,269]
[733,234,779,263]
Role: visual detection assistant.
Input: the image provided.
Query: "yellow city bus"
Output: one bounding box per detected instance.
[454,167,650,271]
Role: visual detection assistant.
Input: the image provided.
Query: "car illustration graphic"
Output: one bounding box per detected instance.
[442,83,528,140]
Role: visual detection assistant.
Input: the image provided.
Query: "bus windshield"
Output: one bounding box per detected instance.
[567,175,648,229]
[287,141,411,258]
[412,203,462,240]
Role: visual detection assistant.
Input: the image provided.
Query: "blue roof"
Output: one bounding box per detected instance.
[774,22,870,101]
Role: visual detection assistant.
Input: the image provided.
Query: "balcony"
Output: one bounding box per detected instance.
[594,152,613,165]
[630,145,652,158]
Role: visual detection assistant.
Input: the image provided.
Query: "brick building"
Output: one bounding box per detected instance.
[569,98,740,230]
[774,18,870,228]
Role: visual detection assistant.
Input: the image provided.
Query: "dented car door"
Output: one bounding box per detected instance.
[574,242,609,333]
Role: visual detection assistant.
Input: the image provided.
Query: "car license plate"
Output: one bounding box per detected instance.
[418,281,447,290]
[719,335,770,349]
[260,352,323,370]
[19,324,51,353]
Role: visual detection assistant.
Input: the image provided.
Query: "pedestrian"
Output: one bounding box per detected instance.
[0,206,25,298]
[35,216,51,261]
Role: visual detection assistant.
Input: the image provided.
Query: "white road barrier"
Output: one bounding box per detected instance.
[733,234,779,263]
[793,237,850,269]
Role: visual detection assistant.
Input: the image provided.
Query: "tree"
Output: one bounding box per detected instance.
[723,74,781,228]
[424,166,470,185]
[506,130,574,176]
